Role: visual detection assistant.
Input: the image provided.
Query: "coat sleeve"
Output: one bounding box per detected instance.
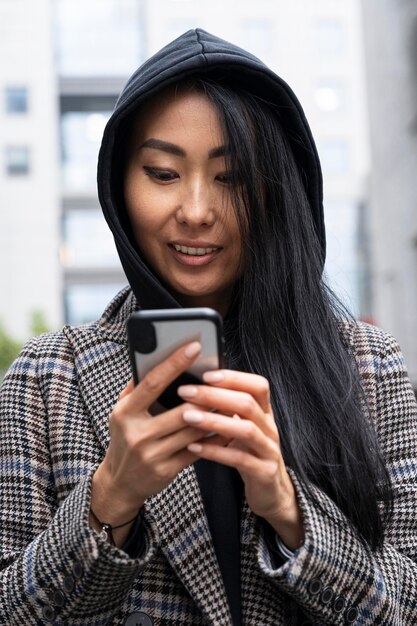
[0,336,157,625]
[255,327,417,625]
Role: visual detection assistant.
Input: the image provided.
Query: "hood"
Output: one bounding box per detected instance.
[97,28,325,310]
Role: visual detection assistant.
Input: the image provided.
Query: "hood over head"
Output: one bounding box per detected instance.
[97,28,325,310]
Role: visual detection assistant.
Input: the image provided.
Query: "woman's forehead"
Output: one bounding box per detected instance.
[130,85,223,144]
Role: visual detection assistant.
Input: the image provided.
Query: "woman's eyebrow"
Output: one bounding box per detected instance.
[139,138,185,156]
[138,138,229,159]
[208,145,230,159]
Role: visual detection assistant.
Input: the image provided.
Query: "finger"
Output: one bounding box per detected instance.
[166,447,207,473]
[143,423,207,457]
[177,385,277,440]
[117,400,211,441]
[186,440,275,476]
[151,406,231,452]
[202,370,271,413]
[124,341,202,412]
[182,409,277,457]
[202,433,231,447]
[145,403,232,450]
[155,428,231,457]
[149,440,232,482]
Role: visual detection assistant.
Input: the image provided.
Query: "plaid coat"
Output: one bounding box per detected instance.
[0,288,416,625]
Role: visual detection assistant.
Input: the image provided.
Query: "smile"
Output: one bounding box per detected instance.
[173,244,218,256]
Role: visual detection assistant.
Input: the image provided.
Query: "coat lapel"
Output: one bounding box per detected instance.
[63,289,139,452]
[65,290,232,625]
[64,324,130,452]
[146,468,232,625]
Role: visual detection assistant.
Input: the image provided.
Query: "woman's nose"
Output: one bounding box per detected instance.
[175,181,216,226]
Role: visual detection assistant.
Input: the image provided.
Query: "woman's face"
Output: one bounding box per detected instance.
[124,87,242,315]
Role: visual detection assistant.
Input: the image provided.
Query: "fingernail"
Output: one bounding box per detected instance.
[183,410,204,423]
[203,371,224,383]
[177,385,198,398]
[188,443,203,453]
[184,341,202,359]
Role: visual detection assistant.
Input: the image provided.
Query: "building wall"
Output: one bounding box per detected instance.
[0,0,371,343]
[361,0,417,387]
[0,0,61,340]
[146,0,370,314]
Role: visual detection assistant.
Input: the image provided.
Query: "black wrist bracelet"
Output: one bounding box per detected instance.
[90,508,138,546]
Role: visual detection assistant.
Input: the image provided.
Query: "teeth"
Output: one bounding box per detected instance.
[173,244,217,256]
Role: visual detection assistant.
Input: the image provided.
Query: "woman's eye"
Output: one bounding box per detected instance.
[143,166,178,182]
[216,173,233,184]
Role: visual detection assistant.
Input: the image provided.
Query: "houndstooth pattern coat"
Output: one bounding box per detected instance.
[0,288,416,625]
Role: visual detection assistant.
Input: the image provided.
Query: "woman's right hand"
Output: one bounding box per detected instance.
[90,340,212,545]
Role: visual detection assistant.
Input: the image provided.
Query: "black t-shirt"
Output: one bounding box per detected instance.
[195,459,244,626]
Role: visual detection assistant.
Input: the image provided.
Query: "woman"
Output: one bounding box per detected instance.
[0,29,416,626]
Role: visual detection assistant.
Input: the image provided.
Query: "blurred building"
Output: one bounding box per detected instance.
[1,0,369,339]
[146,0,370,316]
[56,0,142,325]
[361,0,417,388]
[0,0,61,337]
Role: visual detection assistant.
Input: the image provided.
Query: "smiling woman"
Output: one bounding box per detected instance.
[1,28,417,626]
[123,87,242,315]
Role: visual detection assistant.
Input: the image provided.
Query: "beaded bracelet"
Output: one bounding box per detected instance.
[90,508,138,546]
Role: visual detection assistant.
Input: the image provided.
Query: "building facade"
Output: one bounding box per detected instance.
[361,0,417,388]
[1,0,370,346]
[0,0,61,339]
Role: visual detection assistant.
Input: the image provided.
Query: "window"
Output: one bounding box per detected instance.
[313,19,345,56]
[314,80,345,113]
[64,283,125,325]
[324,199,360,314]
[56,0,143,76]
[5,87,28,113]
[61,111,111,192]
[62,209,121,268]
[317,138,350,175]
[5,146,30,175]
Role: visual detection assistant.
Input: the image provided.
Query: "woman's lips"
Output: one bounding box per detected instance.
[169,244,221,266]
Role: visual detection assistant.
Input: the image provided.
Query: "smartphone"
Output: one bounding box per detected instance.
[127,308,224,410]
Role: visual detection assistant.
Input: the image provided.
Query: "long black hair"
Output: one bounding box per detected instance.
[189,76,392,550]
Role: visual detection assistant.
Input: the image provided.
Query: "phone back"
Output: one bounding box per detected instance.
[128,308,224,409]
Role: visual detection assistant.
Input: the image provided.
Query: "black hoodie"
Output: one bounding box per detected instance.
[97,29,324,625]
[97,27,325,312]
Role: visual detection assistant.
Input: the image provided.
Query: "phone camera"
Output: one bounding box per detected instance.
[135,321,156,354]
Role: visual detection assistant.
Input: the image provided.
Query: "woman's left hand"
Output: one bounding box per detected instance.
[177,370,304,551]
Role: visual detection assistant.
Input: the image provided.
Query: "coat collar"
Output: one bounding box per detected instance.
[63,288,232,625]
[63,287,135,453]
